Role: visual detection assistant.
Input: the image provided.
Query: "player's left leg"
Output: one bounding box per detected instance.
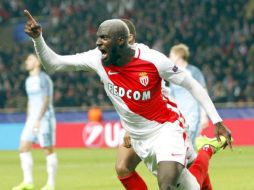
[13,141,35,190]
[153,124,188,190]
[131,123,190,190]
[157,161,184,190]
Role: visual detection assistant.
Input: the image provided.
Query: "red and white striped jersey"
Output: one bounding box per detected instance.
[101,45,186,139]
[33,36,222,139]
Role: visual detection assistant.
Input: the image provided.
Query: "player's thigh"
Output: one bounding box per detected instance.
[20,120,36,152]
[21,120,36,143]
[115,144,141,174]
[157,161,184,187]
[38,118,56,148]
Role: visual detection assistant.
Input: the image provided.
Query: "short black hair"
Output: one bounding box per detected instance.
[121,19,136,37]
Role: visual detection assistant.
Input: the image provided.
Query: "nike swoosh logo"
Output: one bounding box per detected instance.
[108,70,119,75]
[171,153,183,156]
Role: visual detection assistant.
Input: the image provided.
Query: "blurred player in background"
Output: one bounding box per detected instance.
[23,10,232,190]
[13,54,57,190]
[168,44,209,145]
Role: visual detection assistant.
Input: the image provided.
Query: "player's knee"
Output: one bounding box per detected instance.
[43,146,54,155]
[19,144,31,153]
[19,147,29,153]
[158,175,178,190]
[158,182,177,190]
[115,161,131,177]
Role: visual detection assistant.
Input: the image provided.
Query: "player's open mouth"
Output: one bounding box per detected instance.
[101,49,108,60]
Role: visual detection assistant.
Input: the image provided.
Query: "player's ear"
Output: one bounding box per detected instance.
[117,37,125,46]
[128,34,134,44]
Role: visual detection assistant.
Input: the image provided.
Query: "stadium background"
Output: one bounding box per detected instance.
[0,0,254,189]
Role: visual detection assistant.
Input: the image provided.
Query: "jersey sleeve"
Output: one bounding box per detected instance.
[32,34,101,73]
[155,53,222,124]
[157,54,188,85]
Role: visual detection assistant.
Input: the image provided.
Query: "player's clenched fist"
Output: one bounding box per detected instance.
[24,9,42,38]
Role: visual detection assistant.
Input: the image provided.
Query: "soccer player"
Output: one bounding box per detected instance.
[168,44,208,144]
[116,19,212,190]
[13,54,57,190]
[24,10,231,190]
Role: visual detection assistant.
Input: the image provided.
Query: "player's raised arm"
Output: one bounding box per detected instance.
[23,10,99,73]
[160,58,232,149]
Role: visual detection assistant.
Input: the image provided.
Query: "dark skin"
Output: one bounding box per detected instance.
[215,121,232,149]
[96,19,135,67]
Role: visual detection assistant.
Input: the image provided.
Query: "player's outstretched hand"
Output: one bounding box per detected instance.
[24,9,42,38]
[215,122,232,150]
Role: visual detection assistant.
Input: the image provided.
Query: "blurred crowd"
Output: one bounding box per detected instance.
[0,0,254,109]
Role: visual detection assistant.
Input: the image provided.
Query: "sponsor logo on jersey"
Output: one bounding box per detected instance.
[171,153,183,156]
[108,83,151,101]
[139,72,149,87]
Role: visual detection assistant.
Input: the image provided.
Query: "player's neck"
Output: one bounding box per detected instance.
[115,47,135,66]
[29,68,40,76]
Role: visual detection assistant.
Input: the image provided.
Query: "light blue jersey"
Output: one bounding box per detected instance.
[169,65,206,144]
[21,71,56,147]
[26,71,54,120]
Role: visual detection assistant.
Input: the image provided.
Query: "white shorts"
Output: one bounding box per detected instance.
[131,122,188,176]
[21,117,56,147]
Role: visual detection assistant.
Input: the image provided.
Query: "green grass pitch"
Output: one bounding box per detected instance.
[1,146,254,189]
